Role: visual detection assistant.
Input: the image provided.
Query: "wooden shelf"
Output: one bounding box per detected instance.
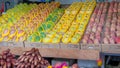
[0,44,100,60]
[102,44,120,54]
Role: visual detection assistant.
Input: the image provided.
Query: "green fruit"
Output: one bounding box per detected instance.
[38,26,44,32]
[42,23,47,30]
[27,35,33,42]
[40,32,46,38]
[34,36,40,42]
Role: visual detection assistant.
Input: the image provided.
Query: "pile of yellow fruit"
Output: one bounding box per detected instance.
[0,2,60,42]
[27,8,64,42]
[43,2,82,43]
[0,1,97,44]
[43,1,96,44]
[0,3,37,41]
[70,1,96,44]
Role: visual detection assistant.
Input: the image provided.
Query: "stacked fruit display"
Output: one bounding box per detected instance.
[15,48,50,68]
[103,2,120,44]
[0,3,37,42]
[0,3,36,31]
[0,49,16,68]
[1,3,36,24]
[27,8,64,42]
[42,2,82,43]
[69,1,96,44]
[82,2,109,44]
[0,2,60,42]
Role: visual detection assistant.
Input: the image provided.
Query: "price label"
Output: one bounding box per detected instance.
[88,46,94,49]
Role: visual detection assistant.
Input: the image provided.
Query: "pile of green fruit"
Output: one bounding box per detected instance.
[27,8,64,42]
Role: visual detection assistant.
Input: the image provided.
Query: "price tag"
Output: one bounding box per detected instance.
[88,46,94,49]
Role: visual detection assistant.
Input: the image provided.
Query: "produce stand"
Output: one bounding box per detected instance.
[0,0,120,68]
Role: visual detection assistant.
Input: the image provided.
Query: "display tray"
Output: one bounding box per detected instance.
[102,44,120,53]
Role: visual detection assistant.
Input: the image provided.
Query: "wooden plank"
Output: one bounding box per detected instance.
[60,43,80,50]
[102,44,120,53]
[7,41,24,47]
[24,42,42,48]
[42,43,60,48]
[0,41,24,47]
[0,46,99,60]
[20,47,100,60]
[81,44,101,51]
[0,46,24,55]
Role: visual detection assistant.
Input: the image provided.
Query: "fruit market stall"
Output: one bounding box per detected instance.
[0,0,120,68]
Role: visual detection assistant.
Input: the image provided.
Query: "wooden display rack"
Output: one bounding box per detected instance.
[0,42,100,60]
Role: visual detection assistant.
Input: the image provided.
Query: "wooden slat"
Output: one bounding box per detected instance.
[0,46,100,60]
[81,44,101,51]
[102,44,120,53]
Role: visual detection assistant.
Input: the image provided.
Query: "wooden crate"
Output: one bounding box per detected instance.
[60,43,80,50]
[81,44,101,51]
[102,44,120,53]
[24,42,42,48]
